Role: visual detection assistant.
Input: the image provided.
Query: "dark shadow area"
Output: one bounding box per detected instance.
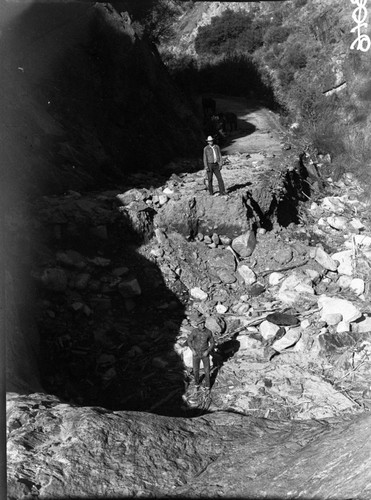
[168,53,280,113]
[210,337,240,389]
[0,0,205,418]
[0,1,204,196]
[243,192,273,231]
[35,206,188,416]
[227,181,252,195]
[205,119,257,149]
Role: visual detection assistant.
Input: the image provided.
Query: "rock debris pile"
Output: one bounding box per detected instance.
[7,150,371,499]
[23,152,371,420]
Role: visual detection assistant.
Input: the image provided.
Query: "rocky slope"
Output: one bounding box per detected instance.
[7,120,371,496]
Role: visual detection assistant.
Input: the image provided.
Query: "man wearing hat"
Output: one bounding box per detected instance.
[187,312,215,391]
[203,136,226,196]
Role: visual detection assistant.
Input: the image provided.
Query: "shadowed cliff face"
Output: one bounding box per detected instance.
[0,1,203,197]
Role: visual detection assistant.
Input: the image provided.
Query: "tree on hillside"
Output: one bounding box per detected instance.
[195,9,263,56]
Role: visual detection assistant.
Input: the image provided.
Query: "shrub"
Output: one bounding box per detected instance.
[294,0,308,7]
[278,67,295,87]
[195,9,263,57]
[284,45,307,69]
[264,26,291,45]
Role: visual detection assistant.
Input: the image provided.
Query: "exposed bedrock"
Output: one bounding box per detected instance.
[7,391,371,499]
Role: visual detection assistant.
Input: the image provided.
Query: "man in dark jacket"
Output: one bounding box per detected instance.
[187,312,215,390]
[203,136,226,196]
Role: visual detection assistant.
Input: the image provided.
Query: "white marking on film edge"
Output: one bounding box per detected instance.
[350,0,371,51]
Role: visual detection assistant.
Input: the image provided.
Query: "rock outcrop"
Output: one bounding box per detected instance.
[7,391,371,499]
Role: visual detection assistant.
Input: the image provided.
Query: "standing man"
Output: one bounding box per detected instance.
[187,312,215,391]
[203,136,226,196]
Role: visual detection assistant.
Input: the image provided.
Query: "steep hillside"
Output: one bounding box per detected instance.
[162,0,371,181]
[0,1,203,197]
[163,1,252,56]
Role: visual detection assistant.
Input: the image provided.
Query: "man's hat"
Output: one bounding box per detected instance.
[206,136,214,142]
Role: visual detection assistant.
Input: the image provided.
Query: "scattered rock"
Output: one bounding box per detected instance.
[238,335,264,355]
[336,321,350,333]
[74,273,91,290]
[205,316,226,335]
[350,278,365,296]
[268,272,285,286]
[150,247,165,258]
[41,268,68,292]
[321,196,345,213]
[259,320,280,340]
[56,250,86,269]
[190,287,208,301]
[312,247,338,272]
[349,218,364,231]
[318,296,362,324]
[117,189,146,206]
[278,272,314,304]
[212,233,220,246]
[218,269,237,284]
[323,313,343,326]
[219,235,232,246]
[231,231,256,258]
[158,195,168,206]
[272,327,301,352]
[273,247,293,265]
[332,250,354,276]
[112,267,129,277]
[300,319,311,329]
[216,303,228,314]
[248,283,266,296]
[327,216,348,231]
[118,278,142,298]
[265,312,300,326]
[305,269,321,283]
[155,228,167,245]
[237,265,257,285]
[338,275,353,289]
[352,315,371,333]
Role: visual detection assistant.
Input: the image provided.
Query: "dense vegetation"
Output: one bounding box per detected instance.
[195,9,264,56]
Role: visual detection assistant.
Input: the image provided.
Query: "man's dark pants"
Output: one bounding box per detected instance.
[207,163,226,195]
[193,354,210,388]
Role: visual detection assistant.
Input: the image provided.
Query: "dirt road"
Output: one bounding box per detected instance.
[209,95,286,158]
